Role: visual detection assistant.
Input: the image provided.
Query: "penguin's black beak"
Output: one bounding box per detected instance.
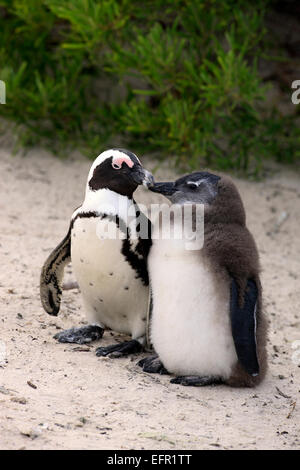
[149,182,176,196]
[131,167,155,188]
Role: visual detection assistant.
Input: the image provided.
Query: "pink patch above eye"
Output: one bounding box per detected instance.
[112,155,134,169]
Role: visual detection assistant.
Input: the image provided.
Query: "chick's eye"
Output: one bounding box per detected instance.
[187,182,198,190]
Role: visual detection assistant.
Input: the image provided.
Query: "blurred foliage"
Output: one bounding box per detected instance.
[0,0,299,173]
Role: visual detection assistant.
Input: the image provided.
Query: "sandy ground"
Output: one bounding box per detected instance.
[0,141,299,450]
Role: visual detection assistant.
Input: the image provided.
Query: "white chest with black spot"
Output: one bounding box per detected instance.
[71,214,149,340]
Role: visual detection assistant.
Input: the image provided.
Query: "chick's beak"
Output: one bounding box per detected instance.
[149,181,176,196]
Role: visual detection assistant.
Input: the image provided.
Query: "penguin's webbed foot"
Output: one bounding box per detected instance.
[54,325,104,344]
[96,339,143,358]
[170,375,223,387]
[138,355,169,375]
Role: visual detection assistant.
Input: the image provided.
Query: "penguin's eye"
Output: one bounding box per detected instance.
[111,155,134,170]
[186,182,198,190]
[112,162,122,170]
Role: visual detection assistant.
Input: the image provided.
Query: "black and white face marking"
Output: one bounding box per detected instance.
[88,149,154,197]
[149,172,221,205]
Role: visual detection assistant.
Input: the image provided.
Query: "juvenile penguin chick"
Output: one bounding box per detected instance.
[139,172,268,387]
[40,149,154,358]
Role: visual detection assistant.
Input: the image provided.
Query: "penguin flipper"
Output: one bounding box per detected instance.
[230,278,260,376]
[40,223,72,316]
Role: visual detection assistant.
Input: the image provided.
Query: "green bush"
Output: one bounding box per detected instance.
[0,0,298,172]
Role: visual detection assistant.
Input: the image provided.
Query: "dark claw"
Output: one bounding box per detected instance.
[138,355,169,375]
[96,339,143,358]
[170,375,223,387]
[54,325,104,344]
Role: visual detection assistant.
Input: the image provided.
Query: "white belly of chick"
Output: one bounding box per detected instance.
[71,216,149,338]
[149,240,237,378]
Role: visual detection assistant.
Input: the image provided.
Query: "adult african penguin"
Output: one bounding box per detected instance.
[139,172,268,387]
[40,149,154,357]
